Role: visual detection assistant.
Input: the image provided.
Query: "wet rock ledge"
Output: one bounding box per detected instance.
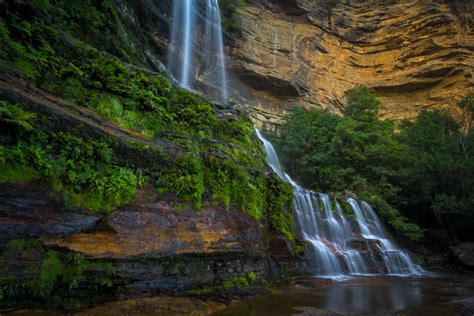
[0,181,304,312]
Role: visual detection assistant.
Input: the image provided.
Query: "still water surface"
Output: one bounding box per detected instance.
[213,275,474,316]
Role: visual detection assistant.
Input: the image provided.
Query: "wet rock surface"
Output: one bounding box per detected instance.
[0,182,100,241]
[0,182,303,303]
[450,242,474,270]
[43,187,266,259]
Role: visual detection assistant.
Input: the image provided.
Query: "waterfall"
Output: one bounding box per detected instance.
[168,0,229,104]
[255,129,423,277]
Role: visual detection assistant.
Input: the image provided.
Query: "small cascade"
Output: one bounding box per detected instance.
[255,129,423,277]
[348,199,422,275]
[168,0,229,104]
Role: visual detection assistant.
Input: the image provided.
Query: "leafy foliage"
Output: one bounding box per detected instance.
[396,103,474,242]
[0,101,36,132]
[156,155,205,209]
[1,239,115,300]
[264,174,297,245]
[185,271,258,296]
[276,89,474,243]
[0,103,147,212]
[0,0,298,244]
[218,0,246,38]
[274,86,422,243]
[272,107,341,191]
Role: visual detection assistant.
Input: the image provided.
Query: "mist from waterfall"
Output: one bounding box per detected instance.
[255,129,423,277]
[168,0,229,104]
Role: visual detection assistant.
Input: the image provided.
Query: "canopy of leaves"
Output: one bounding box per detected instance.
[275,88,474,244]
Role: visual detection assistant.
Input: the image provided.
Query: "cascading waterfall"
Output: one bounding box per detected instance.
[255,129,423,277]
[168,0,229,104]
[169,0,421,278]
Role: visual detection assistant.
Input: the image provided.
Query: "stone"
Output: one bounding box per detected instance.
[229,0,474,127]
[43,188,266,259]
[0,182,302,298]
[0,182,100,241]
[74,297,226,316]
[450,242,474,270]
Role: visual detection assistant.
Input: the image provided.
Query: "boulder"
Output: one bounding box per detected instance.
[450,242,474,270]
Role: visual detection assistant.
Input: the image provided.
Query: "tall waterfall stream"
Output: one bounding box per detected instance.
[168,0,228,104]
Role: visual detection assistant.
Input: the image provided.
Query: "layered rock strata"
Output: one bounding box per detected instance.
[0,182,303,300]
[229,0,474,127]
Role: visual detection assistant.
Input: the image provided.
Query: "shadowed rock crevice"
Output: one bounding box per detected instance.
[230,0,474,126]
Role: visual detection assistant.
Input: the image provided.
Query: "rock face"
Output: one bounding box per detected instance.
[44,187,266,259]
[450,242,474,270]
[0,183,100,242]
[0,183,303,298]
[229,0,474,127]
[99,0,474,127]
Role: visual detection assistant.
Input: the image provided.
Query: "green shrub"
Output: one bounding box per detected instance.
[219,0,246,36]
[1,241,115,300]
[273,85,424,243]
[156,155,205,209]
[1,105,147,212]
[25,251,63,297]
[265,174,296,243]
[0,101,36,132]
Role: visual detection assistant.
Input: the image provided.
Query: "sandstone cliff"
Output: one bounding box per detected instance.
[229,0,474,128]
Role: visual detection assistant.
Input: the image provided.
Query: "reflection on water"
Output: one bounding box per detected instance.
[213,276,474,316]
[322,281,422,312]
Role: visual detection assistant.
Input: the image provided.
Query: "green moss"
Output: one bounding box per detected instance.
[246,271,257,284]
[203,153,266,219]
[339,198,356,220]
[185,271,258,296]
[1,105,147,212]
[4,239,29,252]
[265,175,297,244]
[162,261,187,276]
[349,240,367,250]
[0,163,40,183]
[156,155,205,209]
[1,241,115,302]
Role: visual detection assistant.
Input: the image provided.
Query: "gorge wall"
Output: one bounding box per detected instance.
[228,0,474,128]
[104,0,474,128]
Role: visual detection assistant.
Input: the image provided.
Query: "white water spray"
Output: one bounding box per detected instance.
[168,0,229,104]
[255,129,423,277]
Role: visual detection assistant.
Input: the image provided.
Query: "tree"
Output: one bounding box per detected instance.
[343,84,380,120]
[276,107,340,190]
[333,85,404,189]
[397,110,474,242]
[273,85,474,243]
[459,94,474,131]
